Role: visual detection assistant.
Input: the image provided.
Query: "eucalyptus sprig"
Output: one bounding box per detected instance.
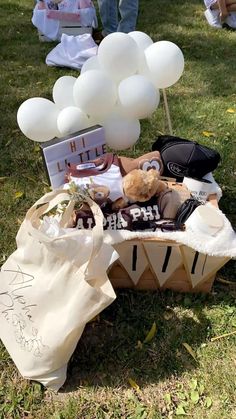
[68,181,91,208]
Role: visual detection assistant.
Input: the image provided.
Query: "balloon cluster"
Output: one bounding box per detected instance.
[17,32,184,150]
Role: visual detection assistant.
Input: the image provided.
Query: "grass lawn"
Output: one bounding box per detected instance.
[0,0,236,418]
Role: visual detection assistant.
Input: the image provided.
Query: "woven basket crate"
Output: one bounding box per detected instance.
[108,238,229,293]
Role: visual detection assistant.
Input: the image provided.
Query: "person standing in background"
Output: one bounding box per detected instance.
[97,0,139,37]
[204,0,236,28]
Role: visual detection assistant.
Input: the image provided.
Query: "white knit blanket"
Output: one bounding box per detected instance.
[103,204,236,259]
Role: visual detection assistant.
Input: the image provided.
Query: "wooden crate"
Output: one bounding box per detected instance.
[38,21,93,42]
[108,238,230,293]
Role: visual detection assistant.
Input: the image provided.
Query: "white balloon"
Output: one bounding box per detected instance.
[73,70,117,117]
[87,114,106,127]
[103,113,140,150]
[53,76,76,109]
[128,31,153,51]
[17,97,59,142]
[137,54,154,80]
[118,75,159,119]
[80,55,100,74]
[145,41,184,88]
[98,32,140,82]
[57,106,89,136]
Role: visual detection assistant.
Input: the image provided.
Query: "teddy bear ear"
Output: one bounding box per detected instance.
[150,158,163,173]
[138,158,163,174]
[139,159,152,171]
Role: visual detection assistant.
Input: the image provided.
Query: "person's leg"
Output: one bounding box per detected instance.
[211,0,236,9]
[117,0,139,33]
[97,0,118,36]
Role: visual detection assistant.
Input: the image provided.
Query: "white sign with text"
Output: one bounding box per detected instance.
[40,125,106,189]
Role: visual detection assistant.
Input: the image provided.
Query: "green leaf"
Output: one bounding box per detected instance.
[189,379,198,390]
[164,393,171,404]
[190,390,200,404]
[176,405,186,416]
[143,321,157,343]
[177,392,187,401]
[198,383,205,395]
[204,397,212,409]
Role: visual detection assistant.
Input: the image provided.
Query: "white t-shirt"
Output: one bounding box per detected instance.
[64,153,124,202]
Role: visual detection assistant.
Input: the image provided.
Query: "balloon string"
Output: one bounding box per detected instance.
[162,89,173,135]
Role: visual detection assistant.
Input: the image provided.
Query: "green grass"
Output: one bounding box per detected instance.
[0,0,236,418]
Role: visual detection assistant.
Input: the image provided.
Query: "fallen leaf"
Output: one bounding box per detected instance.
[182,342,198,362]
[14,191,24,199]
[226,108,236,113]
[175,405,186,416]
[164,393,171,404]
[190,390,199,404]
[204,397,212,408]
[143,321,157,343]
[198,383,205,395]
[189,379,198,390]
[202,131,216,138]
[34,145,41,152]
[128,377,140,391]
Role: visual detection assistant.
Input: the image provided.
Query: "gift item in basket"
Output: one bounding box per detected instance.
[175,197,202,227]
[111,168,192,220]
[67,164,194,230]
[152,135,221,181]
[73,198,162,231]
[65,153,125,202]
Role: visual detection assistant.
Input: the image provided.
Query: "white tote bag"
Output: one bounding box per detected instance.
[0,189,117,390]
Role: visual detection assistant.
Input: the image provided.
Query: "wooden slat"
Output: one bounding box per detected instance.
[108,239,229,293]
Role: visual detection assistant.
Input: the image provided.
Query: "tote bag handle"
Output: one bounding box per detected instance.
[24,189,104,267]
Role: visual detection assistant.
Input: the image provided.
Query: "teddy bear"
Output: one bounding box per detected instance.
[111,169,167,210]
[112,168,192,220]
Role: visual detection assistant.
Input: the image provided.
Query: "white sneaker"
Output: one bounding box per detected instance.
[225,12,236,28]
[204,8,222,28]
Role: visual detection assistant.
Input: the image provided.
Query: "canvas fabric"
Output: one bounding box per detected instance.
[0,189,116,390]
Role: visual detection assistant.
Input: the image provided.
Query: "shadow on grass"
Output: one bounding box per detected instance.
[60,286,235,392]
